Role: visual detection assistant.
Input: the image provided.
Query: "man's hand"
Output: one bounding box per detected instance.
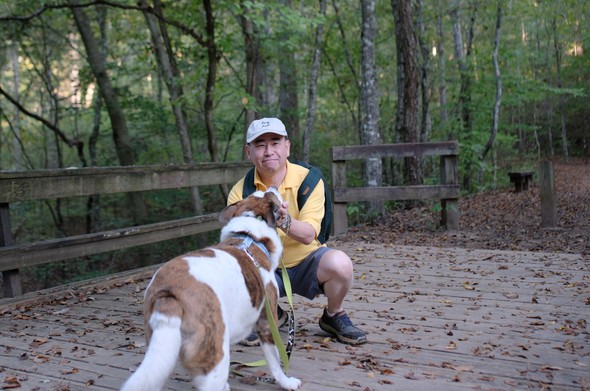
[278,201,291,230]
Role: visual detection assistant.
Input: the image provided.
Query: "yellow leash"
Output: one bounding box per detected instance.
[230,224,295,380]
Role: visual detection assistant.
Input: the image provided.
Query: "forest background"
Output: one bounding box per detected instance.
[0,0,588,294]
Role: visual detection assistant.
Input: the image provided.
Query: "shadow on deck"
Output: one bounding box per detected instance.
[1,241,588,390]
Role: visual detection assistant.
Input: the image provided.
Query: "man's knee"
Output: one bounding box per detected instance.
[321,249,353,278]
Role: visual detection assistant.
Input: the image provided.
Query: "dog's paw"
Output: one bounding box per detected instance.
[278,376,301,390]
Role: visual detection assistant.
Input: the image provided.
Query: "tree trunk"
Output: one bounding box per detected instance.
[11,44,22,171]
[450,0,477,189]
[142,0,193,162]
[141,0,205,214]
[417,0,432,143]
[203,0,228,200]
[480,0,504,161]
[203,0,219,162]
[324,0,360,143]
[360,0,383,214]
[87,4,107,234]
[39,28,61,171]
[547,103,555,157]
[436,6,449,136]
[302,0,326,163]
[392,0,421,186]
[69,1,147,223]
[279,0,301,159]
[552,17,569,161]
[533,105,541,160]
[240,0,264,154]
[392,0,404,142]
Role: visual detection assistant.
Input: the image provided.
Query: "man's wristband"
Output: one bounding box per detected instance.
[281,214,292,230]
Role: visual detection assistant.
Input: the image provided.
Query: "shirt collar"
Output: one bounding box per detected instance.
[254,160,296,191]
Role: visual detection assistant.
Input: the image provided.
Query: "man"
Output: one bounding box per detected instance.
[227,117,367,345]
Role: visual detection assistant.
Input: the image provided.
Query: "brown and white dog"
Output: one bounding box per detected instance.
[121,189,301,391]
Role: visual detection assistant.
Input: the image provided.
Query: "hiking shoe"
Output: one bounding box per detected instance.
[239,331,261,347]
[319,309,367,345]
[239,306,290,347]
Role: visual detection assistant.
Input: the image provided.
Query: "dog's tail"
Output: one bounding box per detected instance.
[120,312,182,391]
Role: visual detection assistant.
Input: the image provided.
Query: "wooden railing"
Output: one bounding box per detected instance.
[0,162,252,298]
[1,144,459,298]
[331,141,460,235]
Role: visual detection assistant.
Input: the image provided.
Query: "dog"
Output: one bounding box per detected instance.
[121,188,301,391]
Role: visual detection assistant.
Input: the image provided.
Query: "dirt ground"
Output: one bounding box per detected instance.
[343,159,590,256]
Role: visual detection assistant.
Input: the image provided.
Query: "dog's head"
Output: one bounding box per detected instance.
[220,188,283,228]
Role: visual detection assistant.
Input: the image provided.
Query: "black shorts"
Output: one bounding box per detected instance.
[275,246,331,300]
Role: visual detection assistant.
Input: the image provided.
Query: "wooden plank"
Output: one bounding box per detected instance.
[333,185,460,203]
[330,156,348,236]
[1,243,587,391]
[0,162,252,203]
[1,202,21,297]
[0,214,221,272]
[540,160,557,227]
[331,141,459,161]
[440,155,459,229]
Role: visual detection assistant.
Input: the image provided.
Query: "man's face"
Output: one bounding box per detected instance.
[246,133,291,176]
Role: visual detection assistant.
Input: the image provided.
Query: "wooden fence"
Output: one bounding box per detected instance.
[331,141,460,235]
[0,162,251,298]
[1,142,459,298]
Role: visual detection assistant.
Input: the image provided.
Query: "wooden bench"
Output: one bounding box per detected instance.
[508,171,534,192]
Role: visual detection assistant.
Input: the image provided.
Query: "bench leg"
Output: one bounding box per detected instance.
[333,202,348,236]
[441,198,459,230]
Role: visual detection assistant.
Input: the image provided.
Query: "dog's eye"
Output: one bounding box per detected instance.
[256,216,263,221]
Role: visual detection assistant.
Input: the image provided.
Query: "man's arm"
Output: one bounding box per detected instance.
[279,180,324,245]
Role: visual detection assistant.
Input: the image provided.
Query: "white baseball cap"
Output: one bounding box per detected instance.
[246,118,288,143]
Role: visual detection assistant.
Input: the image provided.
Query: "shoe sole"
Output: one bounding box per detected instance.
[238,338,260,347]
[319,320,368,345]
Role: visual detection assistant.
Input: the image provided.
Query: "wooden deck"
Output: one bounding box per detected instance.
[1,241,588,390]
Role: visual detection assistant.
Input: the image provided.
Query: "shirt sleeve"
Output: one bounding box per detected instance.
[227,178,245,205]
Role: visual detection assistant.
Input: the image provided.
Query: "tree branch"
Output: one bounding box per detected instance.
[0,0,206,46]
[0,85,87,166]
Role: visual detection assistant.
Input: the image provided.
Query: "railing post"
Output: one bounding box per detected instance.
[331,149,348,236]
[540,160,556,228]
[440,155,459,230]
[1,203,21,297]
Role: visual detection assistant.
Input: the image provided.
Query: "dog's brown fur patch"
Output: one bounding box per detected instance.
[184,248,216,258]
[144,258,225,374]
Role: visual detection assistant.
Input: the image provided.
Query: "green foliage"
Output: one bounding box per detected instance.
[1,0,589,293]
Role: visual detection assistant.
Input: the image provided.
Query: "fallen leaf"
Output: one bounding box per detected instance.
[60,368,79,375]
[30,338,48,348]
[1,376,21,389]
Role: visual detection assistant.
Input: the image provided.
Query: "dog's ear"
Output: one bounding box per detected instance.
[263,191,282,227]
[219,202,239,224]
